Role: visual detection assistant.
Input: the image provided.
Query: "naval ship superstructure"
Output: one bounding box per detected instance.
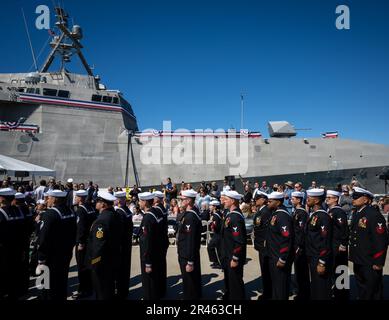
[0,7,388,193]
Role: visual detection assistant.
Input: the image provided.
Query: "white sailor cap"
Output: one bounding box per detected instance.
[43,192,49,197]
[291,191,305,198]
[180,189,198,199]
[138,192,155,201]
[326,190,341,198]
[37,200,45,205]
[67,178,74,183]
[75,190,88,197]
[15,193,26,200]
[0,188,16,197]
[47,190,67,198]
[352,187,374,199]
[268,192,285,200]
[224,190,243,200]
[114,191,127,198]
[254,191,268,199]
[220,191,226,197]
[153,191,164,199]
[209,200,221,206]
[97,191,117,202]
[306,188,325,197]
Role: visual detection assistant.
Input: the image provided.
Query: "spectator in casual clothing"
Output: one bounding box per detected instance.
[339,186,353,218]
[200,202,210,221]
[283,181,294,214]
[243,184,252,204]
[294,182,307,206]
[164,178,177,202]
[222,179,231,192]
[308,181,317,190]
[196,188,211,208]
[47,178,56,191]
[169,198,180,218]
[34,180,48,201]
[252,182,260,199]
[259,181,270,194]
[210,182,220,199]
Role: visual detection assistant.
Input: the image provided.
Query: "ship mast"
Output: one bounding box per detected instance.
[40,7,94,77]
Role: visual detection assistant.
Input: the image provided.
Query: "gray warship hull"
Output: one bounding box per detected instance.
[0,99,388,193]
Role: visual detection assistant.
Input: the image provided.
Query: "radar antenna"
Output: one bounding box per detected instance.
[40,7,94,76]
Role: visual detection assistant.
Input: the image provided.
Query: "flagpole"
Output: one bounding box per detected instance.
[22,8,38,72]
[240,93,244,130]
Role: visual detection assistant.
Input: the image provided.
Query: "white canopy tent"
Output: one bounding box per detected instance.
[0,155,56,178]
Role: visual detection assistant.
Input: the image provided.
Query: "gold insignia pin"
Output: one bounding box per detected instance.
[96,227,104,239]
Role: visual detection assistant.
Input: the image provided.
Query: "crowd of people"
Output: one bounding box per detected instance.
[0,175,389,301]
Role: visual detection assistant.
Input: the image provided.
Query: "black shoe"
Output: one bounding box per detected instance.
[211,263,222,269]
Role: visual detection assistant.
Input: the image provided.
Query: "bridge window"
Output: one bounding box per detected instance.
[35,88,40,94]
[113,97,119,104]
[58,90,70,98]
[43,88,58,97]
[92,94,102,102]
[102,96,112,103]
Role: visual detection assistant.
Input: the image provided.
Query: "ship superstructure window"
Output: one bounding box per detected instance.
[17,88,26,93]
[58,90,70,98]
[27,88,40,94]
[43,88,58,97]
[92,94,102,102]
[103,96,113,103]
[113,97,119,104]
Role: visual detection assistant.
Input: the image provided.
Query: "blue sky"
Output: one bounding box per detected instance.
[1,0,389,144]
